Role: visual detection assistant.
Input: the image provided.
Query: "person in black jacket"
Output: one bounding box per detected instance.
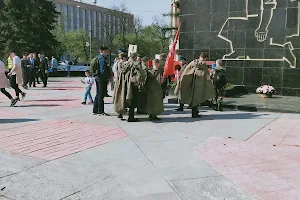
[21,54,29,89]
[38,53,49,88]
[93,46,110,115]
[33,53,41,84]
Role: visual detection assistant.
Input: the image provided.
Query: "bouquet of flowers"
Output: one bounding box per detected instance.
[256,85,276,97]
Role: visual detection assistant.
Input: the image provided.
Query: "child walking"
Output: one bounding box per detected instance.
[81,70,94,105]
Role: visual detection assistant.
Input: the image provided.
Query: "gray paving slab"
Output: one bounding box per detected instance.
[136,140,219,181]
[0,150,43,178]
[0,78,281,200]
[0,138,179,200]
[0,196,12,200]
[171,176,257,200]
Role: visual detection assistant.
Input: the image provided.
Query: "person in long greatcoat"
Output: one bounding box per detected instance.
[145,59,164,120]
[113,53,146,122]
[175,52,214,118]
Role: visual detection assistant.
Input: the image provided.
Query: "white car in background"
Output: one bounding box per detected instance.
[55,62,89,72]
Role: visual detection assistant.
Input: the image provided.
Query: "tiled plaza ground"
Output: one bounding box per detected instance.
[1,77,300,200]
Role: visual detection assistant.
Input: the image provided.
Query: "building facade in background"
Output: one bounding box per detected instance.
[54,0,134,43]
[170,0,180,33]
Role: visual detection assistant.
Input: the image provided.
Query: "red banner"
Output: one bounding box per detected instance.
[163,23,182,77]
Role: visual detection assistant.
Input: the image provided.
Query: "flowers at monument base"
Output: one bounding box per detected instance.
[256,85,276,94]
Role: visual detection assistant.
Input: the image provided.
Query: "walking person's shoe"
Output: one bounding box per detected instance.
[81,102,86,105]
[128,118,139,122]
[21,92,26,100]
[175,107,184,112]
[99,112,110,116]
[149,115,161,121]
[10,98,18,107]
[118,114,123,119]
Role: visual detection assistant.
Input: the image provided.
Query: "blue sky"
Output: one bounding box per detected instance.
[85,0,170,25]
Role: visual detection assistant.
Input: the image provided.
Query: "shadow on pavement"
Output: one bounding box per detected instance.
[16,104,60,107]
[25,99,77,102]
[0,118,39,124]
[156,113,268,123]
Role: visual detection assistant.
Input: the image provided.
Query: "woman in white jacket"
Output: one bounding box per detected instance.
[0,59,18,106]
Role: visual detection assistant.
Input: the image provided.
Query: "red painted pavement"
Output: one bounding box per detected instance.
[194,118,300,200]
[0,120,127,161]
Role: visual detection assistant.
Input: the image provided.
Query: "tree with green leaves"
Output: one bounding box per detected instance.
[112,23,170,58]
[53,27,103,64]
[0,0,58,56]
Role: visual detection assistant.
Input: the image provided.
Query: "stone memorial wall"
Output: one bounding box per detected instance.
[180,0,300,96]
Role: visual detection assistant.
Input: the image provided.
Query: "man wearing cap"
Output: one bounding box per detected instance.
[175,52,214,118]
[141,57,149,70]
[114,53,146,122]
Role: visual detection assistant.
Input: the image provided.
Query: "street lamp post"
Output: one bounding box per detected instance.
[90,21,93,61]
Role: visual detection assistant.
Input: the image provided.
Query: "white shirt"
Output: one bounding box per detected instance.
[12,56,21,75]
[84,77,94,87]
[65,60,69,66]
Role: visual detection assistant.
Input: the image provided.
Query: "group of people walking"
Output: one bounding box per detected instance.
[0,51,56,106]
[91,46,228,122]
[21,53,51,88]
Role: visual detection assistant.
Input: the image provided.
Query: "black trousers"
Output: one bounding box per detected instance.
[1,88,12,99]
[29,68,36,87]
[21,67,29,87]
[40,69,48,86]
[9,75,23,97]
[129,87,138,119]
[36,69,40,83]
[93,77,107,114]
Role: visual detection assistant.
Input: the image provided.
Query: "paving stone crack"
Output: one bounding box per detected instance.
[59,174,112,200]
[246,113,282,141]
[169,175,223,182]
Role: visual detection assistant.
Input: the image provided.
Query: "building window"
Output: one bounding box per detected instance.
[64,5,68,31]
[108,14,111,36]
[82,9,86,30]
[103,14,107,41]
[88,10,91,31]
[125,18,129,33]
[112,15,116,35]
[117,17,120,33]
[98,13,102,40]
[56,4,61,26]
[76,7,80,29]
[70,7,74,31]
[93,12,97,37]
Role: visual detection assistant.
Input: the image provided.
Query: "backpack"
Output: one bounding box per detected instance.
[90,57,100,76]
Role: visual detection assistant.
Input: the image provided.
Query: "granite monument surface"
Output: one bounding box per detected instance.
[180,0,300,96]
